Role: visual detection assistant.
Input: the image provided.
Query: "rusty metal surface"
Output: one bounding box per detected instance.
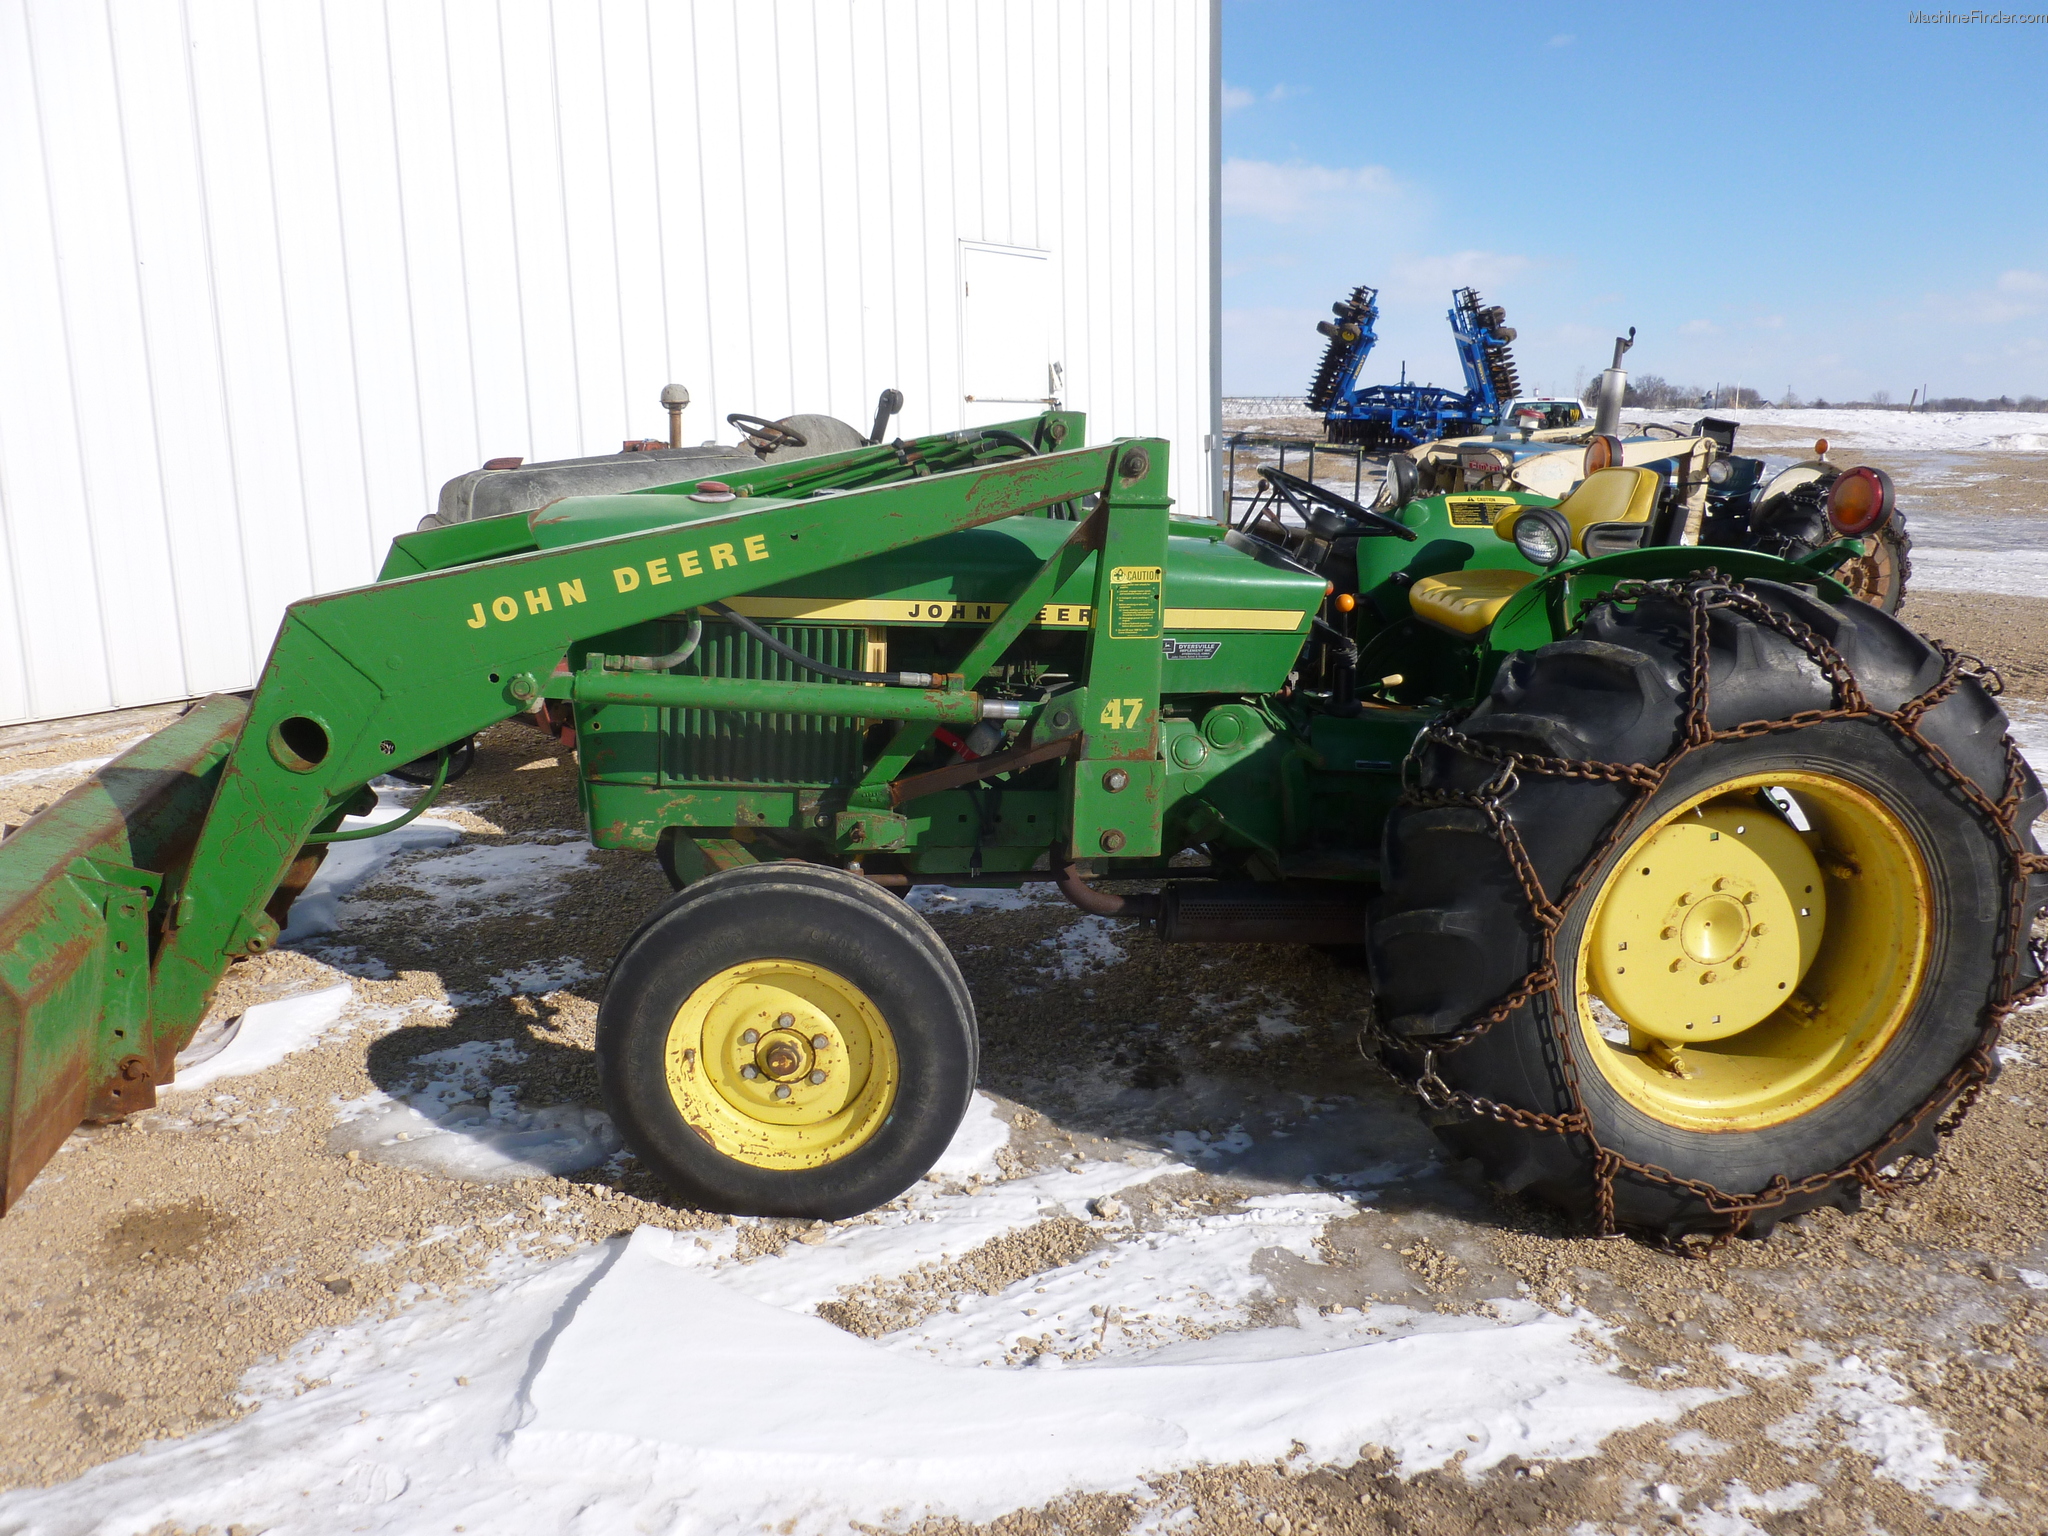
[887,732,1078,808]
[0,696,246,1212]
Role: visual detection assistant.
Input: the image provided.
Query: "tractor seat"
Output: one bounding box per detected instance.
[1495,465,1662,548]
[1411,468,1665,638]
[1408,567,1536,635]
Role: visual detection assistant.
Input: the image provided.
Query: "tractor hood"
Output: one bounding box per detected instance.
[531,493,1324,693]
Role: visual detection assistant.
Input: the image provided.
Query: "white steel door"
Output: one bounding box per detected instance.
[959,242,1055,427]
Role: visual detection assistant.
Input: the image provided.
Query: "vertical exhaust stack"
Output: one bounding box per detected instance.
[1592,328,1635,438]
[661,383,691,449]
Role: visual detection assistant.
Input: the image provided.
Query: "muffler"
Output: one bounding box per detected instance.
[1155,881,1371,946]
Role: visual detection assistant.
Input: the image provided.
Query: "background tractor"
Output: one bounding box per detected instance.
[1401,332,1916,612]
[0,411,2037,1241]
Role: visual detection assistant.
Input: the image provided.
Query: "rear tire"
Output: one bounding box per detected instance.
[1370,579,2044,1237]
[598,864,978,1218]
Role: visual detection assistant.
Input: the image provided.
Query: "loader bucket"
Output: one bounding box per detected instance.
[0,694,247,1212]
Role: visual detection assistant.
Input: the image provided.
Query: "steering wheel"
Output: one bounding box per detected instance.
[1260,467,1418,541]
[727,413,809,452]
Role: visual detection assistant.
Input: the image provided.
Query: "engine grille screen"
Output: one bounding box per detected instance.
[664,620,870,786]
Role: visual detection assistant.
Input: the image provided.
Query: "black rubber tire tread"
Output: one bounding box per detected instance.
[598,863,978,1219]
[1371,579,2046,1237]
[629,858,977,1030]
[391,736,476,787]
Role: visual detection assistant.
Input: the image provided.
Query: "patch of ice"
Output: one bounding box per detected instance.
[1678,1480,1821,1536]
[281,790,464,941]
[1667,1429,1732,1458]
[1042,913,1128,978]
[380,836,594,912]
[329,1038,619,1183]
[2017,1268,2048,1291]
[1736,1344,1990,1509]
[1166,1124,1257,1161]
[330,1099,619,1183]
[168,983,353,1092]
[483,957,595,997]
[908,883,1061,914]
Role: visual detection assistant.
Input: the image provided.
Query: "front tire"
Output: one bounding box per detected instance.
[1370,577,2044,1237]
[598,864,978,1217]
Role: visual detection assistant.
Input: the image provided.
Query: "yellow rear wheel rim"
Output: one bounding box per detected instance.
[663,959,899,1169]
[1575,771,1931,1132]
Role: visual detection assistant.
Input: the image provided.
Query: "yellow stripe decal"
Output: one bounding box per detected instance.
[717,596,1306,632]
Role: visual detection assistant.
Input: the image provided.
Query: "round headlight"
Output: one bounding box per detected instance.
[1706,456,1733,486]
[1826,465,1895,537]
[1512,509,1571,568]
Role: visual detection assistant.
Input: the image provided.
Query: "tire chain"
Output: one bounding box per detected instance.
[1371,571,2048,1244]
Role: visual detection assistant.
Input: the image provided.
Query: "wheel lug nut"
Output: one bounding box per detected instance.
[741,1065,759,1079]
[1700,970,1718,984]
[811,1034,830,1050]
[741,1028,759,1044]
[809,1069,827,1084]
[776,1013,795,1028]
[774,1084,792,1099]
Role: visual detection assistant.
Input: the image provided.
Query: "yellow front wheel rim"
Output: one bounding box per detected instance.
[663,959,899,1169]
[1576,771,1931,1132]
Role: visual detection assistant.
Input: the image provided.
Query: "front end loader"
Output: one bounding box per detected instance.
[2,412,2041,1240]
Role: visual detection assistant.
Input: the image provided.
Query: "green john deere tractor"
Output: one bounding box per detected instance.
[1,411,2041,1239]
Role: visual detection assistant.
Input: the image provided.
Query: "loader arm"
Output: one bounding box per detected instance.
[0,432,1156,1212]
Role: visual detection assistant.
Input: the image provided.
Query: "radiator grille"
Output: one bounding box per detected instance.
[664,620,870,786]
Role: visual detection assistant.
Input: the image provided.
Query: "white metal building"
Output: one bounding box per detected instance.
[0,0,1221,726]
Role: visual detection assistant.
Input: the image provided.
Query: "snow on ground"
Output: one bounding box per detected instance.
[906,882,1062,914]
[0,735,149,790]
[2003,700,2048,782]
[280,787,464,941]
[1720,1345,1993,1511]
[1625,406,2048,455]
[165,983,354,1093]
[327,1036,622,1185]
[0,1097,1723,1536]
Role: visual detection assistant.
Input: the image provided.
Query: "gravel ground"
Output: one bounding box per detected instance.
[0,578,2045,1531]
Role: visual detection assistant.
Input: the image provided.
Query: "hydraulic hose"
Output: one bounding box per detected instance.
[309,745,452,844]
[977,427,1082,521]
[604,617,703,672]
[706,602,945,688]
[978,428,1038,457]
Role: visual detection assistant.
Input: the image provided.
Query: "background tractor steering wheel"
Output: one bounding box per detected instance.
[727,413,809,452]
[1260,466,1418,541]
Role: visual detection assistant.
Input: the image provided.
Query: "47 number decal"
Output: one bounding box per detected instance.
[1098,698,1145,729]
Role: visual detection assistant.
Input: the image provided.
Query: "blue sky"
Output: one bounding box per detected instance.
[1221,1,2048,402]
